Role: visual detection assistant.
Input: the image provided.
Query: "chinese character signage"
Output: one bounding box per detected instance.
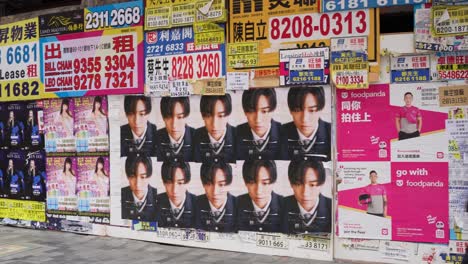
[336,84,449,243]
[40,28,144,97]
[439,85,468,107]
[145,0,226,30]
[445,108,468,241]
[279,47,329,86]
[39,1,144,98]
[390,55,431,83]
[331,52,368,89]
[0,18,43,102]
[431,5,468,37]
[436,51,468,80]
[321,0,429,12]
[144,27,226,96]
[228,0,378,87]
[414,4,468,52]
[330,36,369,89]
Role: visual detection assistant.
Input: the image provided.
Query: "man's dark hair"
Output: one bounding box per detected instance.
[404,92,413,97]
[369,170,377,176]
[288,160,326,186]
[242,160,277,184]
[124,96,152,115]
[200,94,232,118]
[160,97,190,119]
[161,161,191,184]
[242,88,277,113]
[125,154,153,178]
[200,161,232,186]
[287,86,325,112]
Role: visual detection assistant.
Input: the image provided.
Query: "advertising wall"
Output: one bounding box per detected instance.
[0,0,466,263]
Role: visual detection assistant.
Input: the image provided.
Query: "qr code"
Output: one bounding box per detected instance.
[436,229,445,238]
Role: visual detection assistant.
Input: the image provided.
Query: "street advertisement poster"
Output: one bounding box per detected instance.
[145,0,226,30]
[379,240,413,262]
[145,26,226,96]
[74,96,109,152]
[23,150,47,202]
[4,102,26,149]
[331,37,369,89]
[40,27,144,98]
[0,102,46,223]
[331,51,368,89]
[44,98,75,153]
[440,85,468,107]
[0,18,43,102]
[337,161,449,243]
[39,10,84,37]
[446,106,468,240]
[321,0,430,12]
[0,101,44,150]
[0,150,45,201]
[46,156,78,217]
[0,103,43,151]
[40,1,144,98]
[0,149,46,222]
[279,47,330,86]
[436,51,468,80]
[414,4,468,52]
[416,241,467,264]
[110,87,334,243]
[77,156,110,223]
[431,5,468,37]
[336,84,449,243]
[390,83,448,163]
[228,0,378,87]
[337,84,448,162]
[24,101,45,151]
[390,55,431,83]
[84,0,143,32]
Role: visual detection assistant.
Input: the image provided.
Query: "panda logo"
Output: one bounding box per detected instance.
[436,221,444,229]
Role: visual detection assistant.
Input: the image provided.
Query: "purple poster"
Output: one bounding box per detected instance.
[44,99,76,153]
[77,156,110,223]
[46,156,77,215]
[74,96,109,153]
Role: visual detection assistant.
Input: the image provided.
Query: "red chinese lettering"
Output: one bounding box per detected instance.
[45,43,62,60]
[112,35,134,53]
[27,65,38,77]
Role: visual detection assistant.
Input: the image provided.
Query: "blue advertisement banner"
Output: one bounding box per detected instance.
[321,0,430,12]
[145,26,226,94]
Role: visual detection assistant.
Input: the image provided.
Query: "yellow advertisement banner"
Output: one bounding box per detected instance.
[439,85,468,107]
[0,18,43,101]
[228,0,379,87]
[432,5,468,37]
[145,0,225,30]
[192,78,226,95]
[194,30,225,45]
[0,199,46,222]
[0,18,39,46]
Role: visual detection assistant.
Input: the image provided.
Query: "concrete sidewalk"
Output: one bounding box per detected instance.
[0,226,342,264]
